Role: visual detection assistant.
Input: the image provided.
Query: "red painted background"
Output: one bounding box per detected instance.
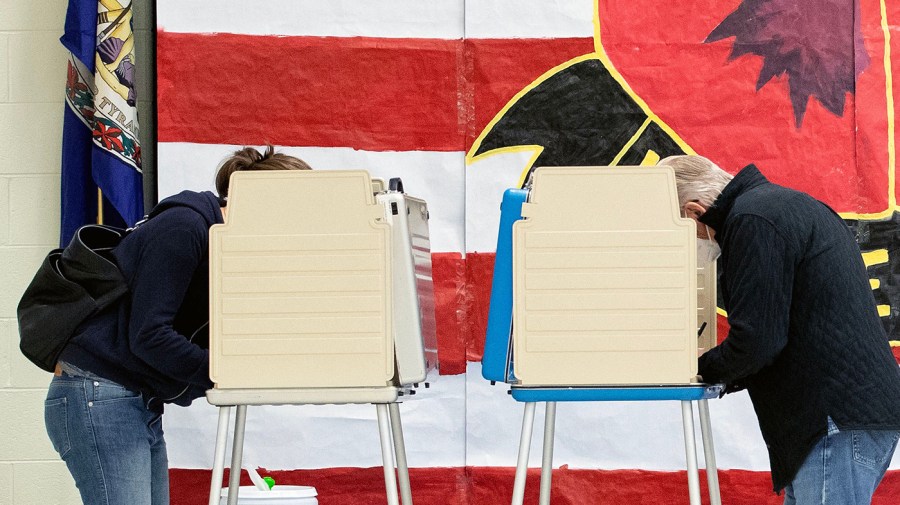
[158,2,900,502]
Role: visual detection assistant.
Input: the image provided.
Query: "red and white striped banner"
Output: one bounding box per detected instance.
[156,1,900,503]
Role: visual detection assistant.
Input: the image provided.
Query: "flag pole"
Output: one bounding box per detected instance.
[150,0,158,206]
[97,188,104,225]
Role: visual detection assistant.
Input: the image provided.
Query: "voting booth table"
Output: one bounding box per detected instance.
[483,167,722,505]
[206,171,437,505]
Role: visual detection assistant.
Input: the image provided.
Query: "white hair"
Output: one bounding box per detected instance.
[657,155,733,207]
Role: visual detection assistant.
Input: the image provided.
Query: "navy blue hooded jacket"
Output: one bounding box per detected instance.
[698,165,900,492]
[59,191,223,411]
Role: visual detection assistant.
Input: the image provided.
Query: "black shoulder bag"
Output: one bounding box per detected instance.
[17,224,134,372]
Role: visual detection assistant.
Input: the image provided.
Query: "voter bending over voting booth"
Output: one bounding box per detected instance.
[483,166,722,505]
[206,170,437,505]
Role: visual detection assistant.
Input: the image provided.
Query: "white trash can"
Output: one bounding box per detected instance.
[219,486,318,505]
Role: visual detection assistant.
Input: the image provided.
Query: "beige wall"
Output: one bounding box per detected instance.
[0,1,154,503]
[0,0,80,503]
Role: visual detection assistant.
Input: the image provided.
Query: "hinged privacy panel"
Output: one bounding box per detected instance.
[512,167,699,385]
[209,171,393,389]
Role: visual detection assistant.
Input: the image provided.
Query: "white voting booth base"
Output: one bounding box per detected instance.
[483,167,722,505]
[207,171,436,505]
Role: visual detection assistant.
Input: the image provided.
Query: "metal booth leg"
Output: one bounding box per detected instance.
[511,402,537,505]
[377,404,402,505]
[208,405,233,505]
[539,402,557,505]
[698,399,722,505]
[681,401,701,505]
[227,405,249,505]
[388,402,413,505]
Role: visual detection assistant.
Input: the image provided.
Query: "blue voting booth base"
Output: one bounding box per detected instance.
[482,183,723,505]
[510,384,723,402]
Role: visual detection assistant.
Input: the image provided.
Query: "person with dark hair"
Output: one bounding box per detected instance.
[43,146,311,505]
[215,145,313,199]
[660,155,900,505]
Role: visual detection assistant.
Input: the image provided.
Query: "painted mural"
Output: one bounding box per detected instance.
[469,0,900,356]
[154,1,900,504]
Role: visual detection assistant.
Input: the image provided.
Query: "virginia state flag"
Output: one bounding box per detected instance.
[59,0,144,245]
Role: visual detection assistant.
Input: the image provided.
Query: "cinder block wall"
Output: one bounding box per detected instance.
[0,1,155,503]
[0,0,80,503]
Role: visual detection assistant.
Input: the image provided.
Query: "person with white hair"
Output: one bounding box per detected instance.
[657,155,900,505]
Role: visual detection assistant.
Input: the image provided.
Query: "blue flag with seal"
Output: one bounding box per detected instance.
[60,0,144,246]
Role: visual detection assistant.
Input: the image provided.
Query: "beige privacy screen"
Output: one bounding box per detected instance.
[697,257,718,352]
[209,171,393,389]
[512,167,698,386]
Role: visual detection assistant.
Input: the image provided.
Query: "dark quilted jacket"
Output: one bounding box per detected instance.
[697,165,900,492]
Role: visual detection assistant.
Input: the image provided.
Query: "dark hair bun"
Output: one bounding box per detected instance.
[215,145,312,198]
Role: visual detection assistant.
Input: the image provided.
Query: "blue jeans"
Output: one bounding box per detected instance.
[784,417,899,505]
[44,372,169,505]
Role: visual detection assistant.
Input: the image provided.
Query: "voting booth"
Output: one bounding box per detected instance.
[483,167,722,505]
[206,170,436,505]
